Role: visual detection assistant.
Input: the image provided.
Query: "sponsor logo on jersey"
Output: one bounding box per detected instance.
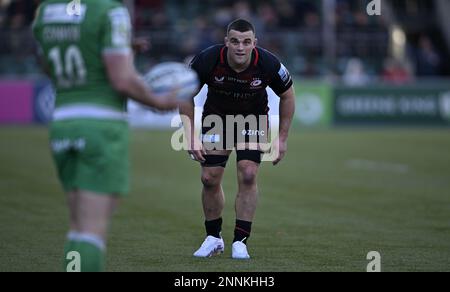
[227,76,248,84]
[214,76,225,82]
[278,63,291,83]
[241,129,265,136]
[43,3,87,24]
[109,7,131,47]
[201,134,221,143]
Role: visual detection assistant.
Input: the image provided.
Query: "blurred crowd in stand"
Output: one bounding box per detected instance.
[0,0,447,84]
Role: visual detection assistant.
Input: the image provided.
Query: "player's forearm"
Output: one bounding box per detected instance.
[104,53,174,111]
[123,74,171,110]
[278,87,296,141]
[179,99,196,146]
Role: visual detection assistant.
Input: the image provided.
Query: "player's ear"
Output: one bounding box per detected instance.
[224,36,229,46]
[254,38,258,47]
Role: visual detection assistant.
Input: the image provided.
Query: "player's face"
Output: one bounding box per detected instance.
[225,30,257,69]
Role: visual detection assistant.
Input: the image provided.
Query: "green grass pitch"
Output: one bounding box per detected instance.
[0,126,449,271]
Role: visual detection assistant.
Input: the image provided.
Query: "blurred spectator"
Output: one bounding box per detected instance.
[134,0,167,30]
[297,0,320,27]
[231,1,264,34]
[180,16,216,57]
[342,58,370,86]
[382,58,413,84]
[274,0,298,29]
[335,0,354,27]
[413,35,442,76]
[301,57,320,77]
[256,2,278,33]
[6,0,38,29]
[232,1,252,20]
[0,0,9,29]
[304,12,320,29]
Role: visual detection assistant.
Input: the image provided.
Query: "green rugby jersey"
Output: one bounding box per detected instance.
[32,0,131,120]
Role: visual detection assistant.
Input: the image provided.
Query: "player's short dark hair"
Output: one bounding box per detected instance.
[227,19,255,35]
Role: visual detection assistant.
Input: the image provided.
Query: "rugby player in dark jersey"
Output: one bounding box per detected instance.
[180,19,295,259]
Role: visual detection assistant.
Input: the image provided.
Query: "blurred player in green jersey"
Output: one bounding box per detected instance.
[32,0,178,272]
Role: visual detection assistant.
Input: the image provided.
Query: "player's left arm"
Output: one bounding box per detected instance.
[266,52,295,165]
[274,85,295,165]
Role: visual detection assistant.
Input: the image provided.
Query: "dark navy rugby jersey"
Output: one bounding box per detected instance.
[189,45,293,116]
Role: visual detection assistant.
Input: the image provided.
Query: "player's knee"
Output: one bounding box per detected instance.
[201,172,222,188]
[238,166,258,186]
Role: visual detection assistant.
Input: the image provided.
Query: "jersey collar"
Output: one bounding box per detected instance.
[220,46,259,72]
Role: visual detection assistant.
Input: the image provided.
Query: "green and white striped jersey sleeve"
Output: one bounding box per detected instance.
[101,6,132,55]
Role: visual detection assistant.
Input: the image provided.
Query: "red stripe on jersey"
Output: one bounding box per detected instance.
[220,47,226,64]
[253,48,259,66]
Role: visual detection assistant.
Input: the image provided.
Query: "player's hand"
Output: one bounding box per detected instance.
[272,138,287,166]
[132,37,151,53]
[188,137,206,163]
[150,87,181,113]
[148,96,177,113]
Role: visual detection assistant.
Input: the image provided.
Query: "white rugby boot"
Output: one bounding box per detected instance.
[193,236,225,257]
[231,240,250,259]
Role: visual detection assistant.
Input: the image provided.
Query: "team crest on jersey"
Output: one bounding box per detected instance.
[250,79,262,87]
[214,76,225,83]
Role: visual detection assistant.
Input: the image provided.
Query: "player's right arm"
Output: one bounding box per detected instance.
[103,53,177,111]
[179,94,206,162]
[102,5,177,111]
[178,51,218,162]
